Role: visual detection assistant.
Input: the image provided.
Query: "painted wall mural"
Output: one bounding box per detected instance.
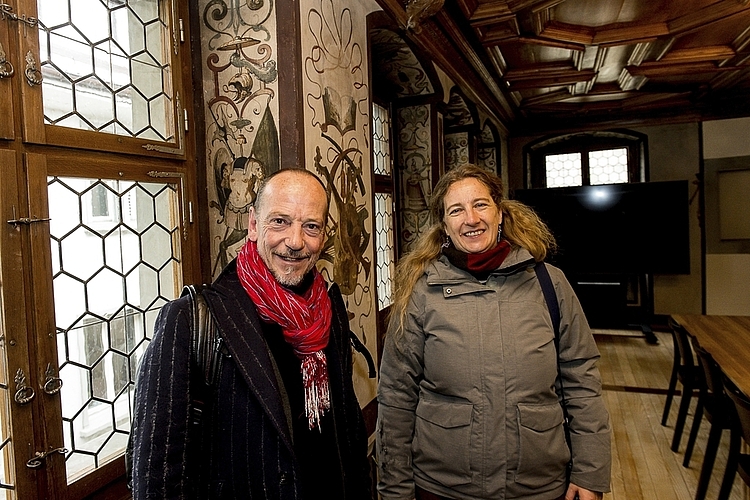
[397,105,432,253]
[301,0,379,402]
[199,0,280,278]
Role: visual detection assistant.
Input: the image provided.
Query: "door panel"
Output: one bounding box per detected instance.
[0,149,33,500]
[1,0,199,496]
[0,21,15,140]
[19,0,185,157]
[43,173,183,490]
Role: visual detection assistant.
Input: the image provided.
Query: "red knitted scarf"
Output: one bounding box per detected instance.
[236,240,332,430]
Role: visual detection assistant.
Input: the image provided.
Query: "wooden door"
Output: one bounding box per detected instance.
[0,0,201,498]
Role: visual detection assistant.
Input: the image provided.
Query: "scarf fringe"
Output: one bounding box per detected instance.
[301,351,331,430]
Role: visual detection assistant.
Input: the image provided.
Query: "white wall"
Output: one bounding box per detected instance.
[703,117,750,315]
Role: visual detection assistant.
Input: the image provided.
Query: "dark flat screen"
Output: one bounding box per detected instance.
[513,180,690,275]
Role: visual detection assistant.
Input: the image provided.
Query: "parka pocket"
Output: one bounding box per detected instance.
[414,398,473,487]
[515,402,570,488]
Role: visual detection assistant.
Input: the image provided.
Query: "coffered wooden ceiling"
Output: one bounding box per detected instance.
[376,0,750,134]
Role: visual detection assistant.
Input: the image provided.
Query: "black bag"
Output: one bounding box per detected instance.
[125,284,222,489]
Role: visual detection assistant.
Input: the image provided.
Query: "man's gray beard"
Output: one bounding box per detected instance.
[271,266,306,287]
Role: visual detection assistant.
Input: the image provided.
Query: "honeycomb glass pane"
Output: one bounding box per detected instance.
[75,77,115,130]
[37,0,175,141]
[126,264,159,310]
[48,176,182,483]
[375,193,395,310]
[105,227,141,274]
[589,148,629,185]
[545,152,582,188]
[42,65,75,123]
[48,179,82,238]
[60,227,105,281]
[71,0,109,44]
[372,103,391,176]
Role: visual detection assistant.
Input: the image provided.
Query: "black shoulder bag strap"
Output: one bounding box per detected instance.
[183,284,224,428]
[534,261,573,476]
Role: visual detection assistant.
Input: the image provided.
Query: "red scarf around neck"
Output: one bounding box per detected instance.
[236,240,332,430]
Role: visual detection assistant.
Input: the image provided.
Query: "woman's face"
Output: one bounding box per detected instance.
[442,177,502,254]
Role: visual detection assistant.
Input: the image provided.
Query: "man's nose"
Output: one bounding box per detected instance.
[286,224,305,250]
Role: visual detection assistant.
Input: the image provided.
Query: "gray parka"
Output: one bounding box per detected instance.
[376,247,611,500]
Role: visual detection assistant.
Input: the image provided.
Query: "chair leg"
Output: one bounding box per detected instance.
[672,384,694,452]
[694,421,723,500]
[717,426,741,500]
[662,368,678,426]
[683,394,705,467]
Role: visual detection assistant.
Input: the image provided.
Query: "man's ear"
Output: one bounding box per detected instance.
[247,206,259,242]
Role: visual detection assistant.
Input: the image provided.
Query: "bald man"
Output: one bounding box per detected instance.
[130,169,371,499]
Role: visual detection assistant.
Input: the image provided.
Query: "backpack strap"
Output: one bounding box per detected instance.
[349,331,376,378]
[534,261,560,342]
[181,284,224,428]
[534,261,573,474]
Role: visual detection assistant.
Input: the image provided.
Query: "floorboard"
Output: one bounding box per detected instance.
[596,330,750,500]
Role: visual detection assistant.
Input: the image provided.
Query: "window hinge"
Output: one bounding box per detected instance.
[184,108,189,133]
[179,18,185,43]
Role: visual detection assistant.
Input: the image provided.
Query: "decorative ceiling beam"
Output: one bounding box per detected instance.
[626,61,739,77]
[505,68,597,90]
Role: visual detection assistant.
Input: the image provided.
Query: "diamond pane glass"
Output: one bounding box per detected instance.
[37,0,175,141]
[48,176,182,483]
[546,152,582,188]
[589,148,629,185]
[375,193,395,311]
[372,103,391,176]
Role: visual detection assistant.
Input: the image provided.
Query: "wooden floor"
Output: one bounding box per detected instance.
[596,329,750,500]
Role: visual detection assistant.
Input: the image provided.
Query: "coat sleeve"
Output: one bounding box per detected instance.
[376,292,425,500]
[130,297,195,500]
[551,267,612,493]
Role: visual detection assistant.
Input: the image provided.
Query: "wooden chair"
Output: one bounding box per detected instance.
[684,338,734,500]
[718,378,750,500]
[663,318,701,453]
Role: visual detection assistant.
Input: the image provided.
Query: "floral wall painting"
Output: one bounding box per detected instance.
[301,0,379,402]
[397,105,433,253]
[370,28,435,99]
[199,0,280,278]
[477,120,499,174]
[303,0,373,297]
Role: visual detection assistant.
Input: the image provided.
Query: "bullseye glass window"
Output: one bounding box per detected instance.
[47,176,182,482]
[36,0,175,140]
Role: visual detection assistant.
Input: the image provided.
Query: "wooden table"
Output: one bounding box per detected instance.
[672,314,750,398]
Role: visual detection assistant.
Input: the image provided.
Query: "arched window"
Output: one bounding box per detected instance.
[524,130,648,188]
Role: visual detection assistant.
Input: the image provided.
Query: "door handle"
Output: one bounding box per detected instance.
[0,42,13,78]
[26,447,67,469]
[14,368,35,405]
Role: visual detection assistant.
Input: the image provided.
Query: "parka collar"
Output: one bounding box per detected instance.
[426,245,536,284]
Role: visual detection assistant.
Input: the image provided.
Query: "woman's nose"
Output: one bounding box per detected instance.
[465,208,480,224]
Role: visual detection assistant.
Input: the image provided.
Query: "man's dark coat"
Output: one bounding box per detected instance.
[130,260,371,499]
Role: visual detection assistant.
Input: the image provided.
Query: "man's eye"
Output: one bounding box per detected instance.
[269,218,290,227]
[304,223,323,236]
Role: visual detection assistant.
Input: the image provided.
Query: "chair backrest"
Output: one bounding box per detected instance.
[669,318,696,369]
[691,337,724,396]
[725,379,750,445]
